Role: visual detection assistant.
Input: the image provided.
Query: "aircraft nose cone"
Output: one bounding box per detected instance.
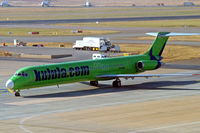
[6,79,14,89]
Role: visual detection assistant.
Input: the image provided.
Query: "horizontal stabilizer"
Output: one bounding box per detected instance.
[146,32,200,37]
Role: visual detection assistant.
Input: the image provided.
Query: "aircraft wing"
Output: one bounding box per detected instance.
[96,73,199,79]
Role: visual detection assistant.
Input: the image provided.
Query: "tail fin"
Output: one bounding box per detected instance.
[145,32,200,60]
[145,32,170,58]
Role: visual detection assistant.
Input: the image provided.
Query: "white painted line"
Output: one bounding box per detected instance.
[18,111,99,133]
[19,116,34,133]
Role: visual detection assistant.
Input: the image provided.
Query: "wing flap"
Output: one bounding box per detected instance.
[97,74,199,79]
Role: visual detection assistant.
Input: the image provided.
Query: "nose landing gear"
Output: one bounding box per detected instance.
[14,90,20,97]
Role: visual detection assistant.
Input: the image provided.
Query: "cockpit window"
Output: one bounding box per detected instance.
[14,71,28,77]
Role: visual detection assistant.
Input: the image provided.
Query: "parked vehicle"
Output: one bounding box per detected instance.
[73,37,120,52]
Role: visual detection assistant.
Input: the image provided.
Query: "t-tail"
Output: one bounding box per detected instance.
[145,32,200,61]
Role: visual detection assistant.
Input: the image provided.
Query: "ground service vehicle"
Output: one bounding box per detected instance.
[73,37,118,51]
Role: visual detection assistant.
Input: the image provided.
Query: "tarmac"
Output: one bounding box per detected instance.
[0,57,200,133]
[1,15,200,24]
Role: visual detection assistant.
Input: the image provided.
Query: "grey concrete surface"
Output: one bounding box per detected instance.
[0,64,200,121]
[0,60,200,133]
[0,56,200,132]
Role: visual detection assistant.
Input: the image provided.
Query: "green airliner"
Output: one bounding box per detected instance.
[5,32,200,96]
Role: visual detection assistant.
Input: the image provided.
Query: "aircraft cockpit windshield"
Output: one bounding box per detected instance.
[14,71,28,77]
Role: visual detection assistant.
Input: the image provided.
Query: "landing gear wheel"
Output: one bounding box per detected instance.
[90,81,98,86]
[117,81,121,87]
[112,79,121,87]
[15,92,20,97]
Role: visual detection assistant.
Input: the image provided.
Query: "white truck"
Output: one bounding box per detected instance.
[73,37,119,52]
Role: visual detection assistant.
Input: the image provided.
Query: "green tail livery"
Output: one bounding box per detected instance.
[5,32,200,96]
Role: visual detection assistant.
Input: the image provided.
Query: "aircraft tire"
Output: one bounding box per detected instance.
[117,81,121,87]
[113,80,121,87]
[15,92,20,97]
[90,81,98,86]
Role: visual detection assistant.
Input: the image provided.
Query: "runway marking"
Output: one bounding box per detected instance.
[18,114,101,133]
[0,89,8,93]
[0,89,8,91]
[131,121,200,133]
[19,117,33,133]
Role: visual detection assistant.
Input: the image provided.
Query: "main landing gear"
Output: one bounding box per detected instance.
[90,79,121,88]
[14,90,20,97]
[90,81,98,86]
[112,78,121,87]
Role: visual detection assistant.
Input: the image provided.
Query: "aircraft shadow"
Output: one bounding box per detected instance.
[23,80,200,98]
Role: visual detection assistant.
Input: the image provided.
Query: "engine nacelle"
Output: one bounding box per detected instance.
[136,60,161,71]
